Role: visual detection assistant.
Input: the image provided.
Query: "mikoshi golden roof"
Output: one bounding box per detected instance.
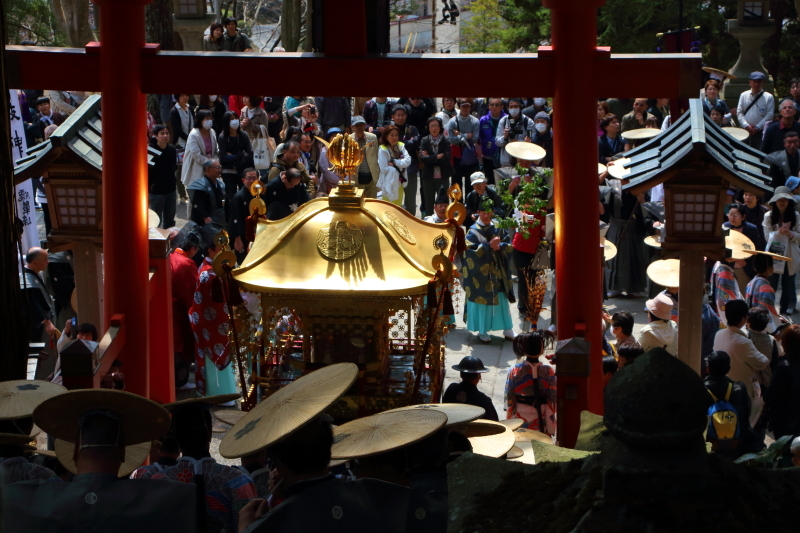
[233,186,457,296]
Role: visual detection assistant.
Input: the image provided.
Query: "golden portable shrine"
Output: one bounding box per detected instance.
[219,134,465,421]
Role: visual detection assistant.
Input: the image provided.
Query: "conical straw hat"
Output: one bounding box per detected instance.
[507,439,536,464]
[220,363,359,458]
[725,230,756,261]
[742,249,792,262]
[498,418,524,431]
[622,128,660,141]
[330,410,447,460]
[603,240,617,261]
[33,389,171,446]
[606,158,632,179]
[598,163,607,175]
[469,426,516,458]
[0,380,67,420]
[644,235,662,248]
[214,409,246,426]
[506,445,524,459]
[382,403,484,427]
[504,141,546,162]
[513,427,554,444]
[164,394,240,411]
[647,259,680,288]
[722,127,749,141]
[450,419,506,438]
[55,438,151,477]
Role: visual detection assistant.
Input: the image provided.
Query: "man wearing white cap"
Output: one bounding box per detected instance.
[737,72,775,148]
[464,171,503,228]
[637,293,678,356]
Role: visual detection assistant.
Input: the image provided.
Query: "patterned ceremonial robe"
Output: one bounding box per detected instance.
[189,257,232,396]
[504,359,557,435]
[746,275,781,332]
[0,456,58,484]
[711,261,743,326]
[152,456,257,533]
[462,221,513,306]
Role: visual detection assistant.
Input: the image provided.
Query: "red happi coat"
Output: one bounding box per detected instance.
[170,249,199,359]
[188,257,231,396]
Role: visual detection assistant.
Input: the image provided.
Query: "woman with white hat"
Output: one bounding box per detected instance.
[763,186,800,314]
[637,293,678,356]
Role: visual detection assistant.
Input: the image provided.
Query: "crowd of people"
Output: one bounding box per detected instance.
[12,46,800,528]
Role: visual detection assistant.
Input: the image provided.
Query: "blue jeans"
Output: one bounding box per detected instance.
[770,271,797,312]
[149,190,177,229]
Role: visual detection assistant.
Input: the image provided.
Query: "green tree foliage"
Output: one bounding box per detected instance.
[462,0,548,53]
[3,0,65,45]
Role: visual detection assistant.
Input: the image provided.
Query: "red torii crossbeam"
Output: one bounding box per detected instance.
[5,0,700,447]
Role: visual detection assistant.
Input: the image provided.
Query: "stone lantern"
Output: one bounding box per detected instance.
[173,0,206,19]
[725,0,778,105]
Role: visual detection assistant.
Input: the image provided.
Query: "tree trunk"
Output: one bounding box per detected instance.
[146,0,175,49]
[0,1,34,381]
[300,0,313,52]
[145,0,176,125]
[48,0,96,47]
[282,0,302,52]
[765,1,785,87]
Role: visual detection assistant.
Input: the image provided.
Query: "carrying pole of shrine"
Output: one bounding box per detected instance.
[545,0,606,448]
[96,0,152,397]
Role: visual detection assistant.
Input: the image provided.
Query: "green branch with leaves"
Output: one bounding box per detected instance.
[493,165,550,240]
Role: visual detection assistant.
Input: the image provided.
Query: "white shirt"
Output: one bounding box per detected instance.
[712,325,769,399]
[737,90,775,132]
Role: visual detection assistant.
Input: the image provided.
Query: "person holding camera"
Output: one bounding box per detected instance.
[494,98,534,168]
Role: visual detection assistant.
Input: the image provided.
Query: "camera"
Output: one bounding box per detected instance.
[508,119,523,136]
[309,106,317,114]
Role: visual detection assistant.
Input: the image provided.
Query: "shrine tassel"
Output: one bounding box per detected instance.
[211,276,224,303]
[441,285,454,316]
[426,280,437,307]
[245,214,259,243]
[224,265,245,307]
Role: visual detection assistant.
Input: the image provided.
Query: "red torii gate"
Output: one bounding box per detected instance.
[5,0,700,447]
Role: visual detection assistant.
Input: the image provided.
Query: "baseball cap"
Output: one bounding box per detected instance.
[470,172,486,185]
[749,72,766,81]
[351,115,366,126]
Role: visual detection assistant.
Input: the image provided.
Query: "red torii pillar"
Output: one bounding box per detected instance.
[545,0,605,448]
[96,0,151,397]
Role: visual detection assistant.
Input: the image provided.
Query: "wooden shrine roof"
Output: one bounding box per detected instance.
[13,95,104,184]
[619,99,772,195]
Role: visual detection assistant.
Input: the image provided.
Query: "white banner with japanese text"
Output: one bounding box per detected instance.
[8,90,38,255]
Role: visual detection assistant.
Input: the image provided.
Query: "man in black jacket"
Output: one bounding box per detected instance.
[442,356,498,421]
[228,168,258,264]
[391,105,421,216]
[464,172,504,228]
[148,125,178,229]
[187,160,225,226]
[704,350,761,458]
[265,168,309,221]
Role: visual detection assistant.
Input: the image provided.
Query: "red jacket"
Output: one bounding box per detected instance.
[512,213,545,254]
[170,249,198,356]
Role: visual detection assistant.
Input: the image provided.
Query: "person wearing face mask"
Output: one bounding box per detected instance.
[530,112,554,168]
[494,98,534,168]
[522,97,551,121]
[197,95,228,135]
[218,111,254,212]
[182,109,219,189]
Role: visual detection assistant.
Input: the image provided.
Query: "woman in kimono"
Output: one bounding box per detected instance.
[188,224,237,400]
[462,197,516,343]
[505,330,557,435]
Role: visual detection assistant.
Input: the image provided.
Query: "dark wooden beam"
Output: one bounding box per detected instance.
[5,46,702,99]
